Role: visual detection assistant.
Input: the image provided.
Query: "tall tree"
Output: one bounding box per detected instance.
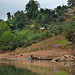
[55,6,62,16]
[25,0,39,19]
[40,8,45,13]
[12,13,28,30]
[7,12,11,19]
[14,10,24,17]
[0,21,11,37]
[0,19,3,22]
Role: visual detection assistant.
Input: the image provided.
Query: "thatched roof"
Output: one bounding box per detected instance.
[40,27,45,30]
[40,27,50,30]
[67,8,75,14]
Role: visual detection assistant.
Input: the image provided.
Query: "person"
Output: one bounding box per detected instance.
[29,55,33,60]
[31,55,33,57]
[21,53,22,56]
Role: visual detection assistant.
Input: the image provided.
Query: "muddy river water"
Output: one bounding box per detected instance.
[0,60,75,75]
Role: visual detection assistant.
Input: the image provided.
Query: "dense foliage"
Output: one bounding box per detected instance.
[0,0,75,51]
[68,0,75,6]
[0,19,3,22]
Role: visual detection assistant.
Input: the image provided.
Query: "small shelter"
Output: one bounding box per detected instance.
[67,8,75,14]
[40,27,50,31]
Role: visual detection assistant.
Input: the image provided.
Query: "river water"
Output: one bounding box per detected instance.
[0,60,75,75]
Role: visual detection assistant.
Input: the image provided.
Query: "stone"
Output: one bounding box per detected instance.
[64,55,70,58]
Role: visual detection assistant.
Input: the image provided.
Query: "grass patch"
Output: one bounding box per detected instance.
[59,40,68,44]
[25,50,37,53]
[54,40,60,44]
[11,53,15,56]
[47,38,53,41]
[29,50,37,52]
[40,43,45,46]
[56,40,60,42]
[55,72,67,75]
[25,51,28,53]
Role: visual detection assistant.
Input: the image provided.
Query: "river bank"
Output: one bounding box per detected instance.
[0,49,75,62]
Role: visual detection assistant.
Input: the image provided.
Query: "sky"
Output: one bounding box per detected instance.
[0,0,68,20]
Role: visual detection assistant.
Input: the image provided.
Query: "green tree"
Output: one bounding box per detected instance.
[0,19,3,22]
[44,9,51,14]
[0,31,16,50]
[55,25,63,35]
[16,14,28,29]
[0,22,11,37]
[35,13,50,26]
[66,29,75,44]
[68,0,75,6]
[55,5,67,17]
[25,0,39,19]
[14,10,24,17]
[58,16,65,22]
[65,22,75,44]
[11,12,28,30]
[55,6,62,16]
[7,12,11,19]
[15,30,31,47]
[6,20,13,30]
[40,8,45,13]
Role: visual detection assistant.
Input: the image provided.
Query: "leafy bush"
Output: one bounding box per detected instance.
[0,31,16,50]
[58,16,66,22]
[15,30,30,47]
[0,22,11,37]
[55,25,63,35]
[73,16,75,20]
[65,29,75,44]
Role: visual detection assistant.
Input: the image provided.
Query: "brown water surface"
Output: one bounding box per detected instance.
[0,60,75,75]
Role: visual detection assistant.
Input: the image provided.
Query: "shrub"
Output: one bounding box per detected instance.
[55,25,63,35]
[0,31,16,50]
[65,29,75,44]
[73,16,75,20]
[58,16,66,22]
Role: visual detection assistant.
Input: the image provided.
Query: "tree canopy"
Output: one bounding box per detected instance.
[68,0,75,6]
[7,12,11,19]
[25,0,39,19]
[0,0,75,51]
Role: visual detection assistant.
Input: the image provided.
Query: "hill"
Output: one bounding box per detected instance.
[0,0,75,59]
[0,35,75,59]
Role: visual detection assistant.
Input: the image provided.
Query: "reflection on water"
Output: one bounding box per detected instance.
[0,60,75,75]
[0,65,39,75]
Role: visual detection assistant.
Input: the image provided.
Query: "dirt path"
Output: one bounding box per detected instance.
[0,49,74,59]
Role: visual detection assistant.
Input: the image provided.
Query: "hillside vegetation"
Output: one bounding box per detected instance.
[10,35,73,54]
[0,0,75,52]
